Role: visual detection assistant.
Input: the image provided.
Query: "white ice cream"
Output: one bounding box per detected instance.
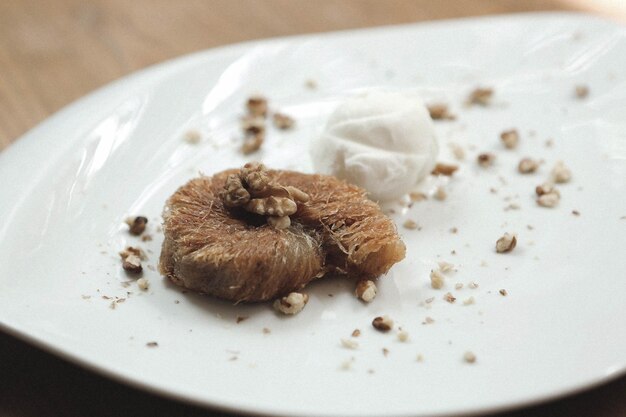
[311,91,438,201]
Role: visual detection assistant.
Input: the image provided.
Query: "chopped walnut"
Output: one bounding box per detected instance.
[403,219,419,230]
[267,216,291,229]
[463,351,476,363]
[500,129,519,149]
[477,153,495,167]
[246,95,268,117]
[437,261,454,273]
[467,87,493,106]
[341,338,359,349]
[518,158,539,174]
[246,196,298,217]
[430,270,445,289]
[125,216,148,236]
[551,161,572,183]
[273,292,309,315]
[443,292,456,303]
[536,182,560,208]
[355,280,377,302]
[397,330,409,342]
[183,130,201,144]
[468,281,479,289]
[434,186,447,201]
[427,103,456,120]
[272,112,295,130]
[575,85,589,99]
[432,163,459,176]
[352,329,361,337]
[499,289,508,296]
[304,79,318,89]
[372,315,394,332]
[496,233,517,253]
[409,192,427,202]
[449,143,465,160]
[119,247,143,273]
[454,282,463,290]
[241,115,266,136]
[137,278,149,290]
[146,342,158,348]
[241,134,264,154]
[463,296,475,305]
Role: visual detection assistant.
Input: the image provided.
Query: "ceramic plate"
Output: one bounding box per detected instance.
[1,13,625,417]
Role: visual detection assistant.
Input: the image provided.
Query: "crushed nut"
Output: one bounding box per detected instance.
[241,115,266,136]
[454,282,463,290]
[273,292,309,315]
[443,292,456,303]
[434,186,447,201]
[382,348,390,357]
[137,277,149,290]
[119,247,143,273]
[236,315,249,324]
[500,129,519,149]
[146,341,158,348]
[372,315,394,332]
[496,233,517,253]
[183,130,201,144]
[351,329,361,337]
[397,330,409,342]
[449,143,465,160]
[575,85,589,99]
[246,95,268,117]
[430,270,445,289]
[499,289,508,296]
[463,351,476,363]
[267,215,291,230]
[272,113,295,130]
[423,316,435,325]
[536,183,560,208]
[432,162,459,176]
[468,281,479,289]
[518,158,539,174]
[463,296,475,305]
[437,261,454,273]
[403,219,419,230]
[241,134,264,154]
[572,210,580,216]
[427,103,456,120]
[409,192,427,202]
[477,153,495,167]
[341,338,359,349]
[551,161,572,183]
[355,280,377,303]
[304,79,318,89]
[125,216,148,235]
[467,87,493,106]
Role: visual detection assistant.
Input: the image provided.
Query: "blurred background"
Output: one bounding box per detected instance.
[1,1,626,417]
[1,0,625,151]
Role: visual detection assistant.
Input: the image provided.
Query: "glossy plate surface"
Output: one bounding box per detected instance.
[1,13,625,417]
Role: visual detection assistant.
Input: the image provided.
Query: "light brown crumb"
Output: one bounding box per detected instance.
[81,295,91,300]
[518,158,539,174]
[500,129,519,149]
[496,233,517,253]
[246,95,268,117]
[409,192,427,202]
[438,261,455,273]
[449,143,466,160]
[432,163,459,176]
[355,280,377,303]
[339,358,354,370]
[427,103,456,120]
[468,281,479,289]
[443,292,456,303]
[382,348,390,357]
[416,354,424,362]
[119,247,143,273]
[551,161,572,183]
[545,138,554,148]
[236,315,249,324]
[424,297,434,304]
[430,270,445,289]
[183,130,201,144]
[125,216,148,236]
[304,79,318,90]
[536,183,560,208]
[137,277,149,290]
[397,330,409,342]
[422,317,435,325]
[146,341,158,347]
[351,329,361,337]
[499,289,508,296]
[575,85,589,99]
[273,292,308,315]
[504,203,521,211]
[272,112,295,130]
[450,227,458,234]
[262,327,271,334]
[572,210,580,216]
[241,115,265,136]
[434,186,447,201]
[403,219,419,230]
[241,133,264,154]
[467,87,493,106]
[341,338,359,349]
[463,296,475,305]
[454,282,464,290]
[141,234,153,242]
[463,351,476,363]
[477,153,495,167]
[372,315,394,332]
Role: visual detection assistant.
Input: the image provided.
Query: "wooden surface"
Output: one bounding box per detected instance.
[1,1,625,417]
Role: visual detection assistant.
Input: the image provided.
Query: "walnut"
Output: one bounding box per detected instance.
[341,338,359,349]
[434,186,447,201]
[575,85,589,99]
[518,158,538,174]
[372,315,393,332]
[241,115,266,136]
[443,292,456,303]
[119,246,143,273]
[551,161,571,183]
[137,277,149,290]
[463,351,477,363]
[267,216,291,230]
[430,270,445,289]
[500,129,519,149]
[477,153,495,167]
[241,134,264,154]
[536,182,560,208]
[467,87,493,106]
[496,233,517,253]
[431,163,459,176]
[403,219,419,230]
[246,196,298,217]
[273,292,308,315]
[397,330,409,342]
[222,174,251,208]
[427,103,456,120]
[355,279,377,302]
[273,112,295,130]
[125,216,148,236]
[246,95,268,117]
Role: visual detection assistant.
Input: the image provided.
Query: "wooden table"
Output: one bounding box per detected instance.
[1,1,624,416]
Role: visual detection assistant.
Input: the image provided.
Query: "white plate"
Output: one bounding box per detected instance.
[1,12,625,417]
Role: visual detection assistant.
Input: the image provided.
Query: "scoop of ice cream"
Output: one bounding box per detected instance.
[310,91,438,201]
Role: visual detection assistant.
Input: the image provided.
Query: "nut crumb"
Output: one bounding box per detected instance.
[434,186,447,201]
[382,348,390,357]
[119,247,143,273]
[304,79,318,89]
[536,183,560,208]
[468,281,479,289]
[450,227,458,234]
[272,112,295,130]
[443,292,456,303]
[500,129,519,149]
[262,327,271,334]
[236,315,249,324]
[183,130,201,144]
[125,216,148,236]
[273,292,308,315]
[416,354,424,362]
[477,153,495,167]
[432,162,459,176]
[575,85,589,99]
[397,330,409,342]
[355,280,377,303]
[246,95,268,117]
[351,329,361,337]
[438,261,455,273]
[496,233,517,253]
[339,358,354,371]
[372,315,394,332]
[137,277,149,290]
[449,143,465,160]
[463,351,476,363]
[551,161,572,183]
[430,269,445,289]
[341,338,359,349]
[463,296,475,305]
[518,158,539,174]
[241,134,264,154]
[572,210,580,216]
[467,87,493,106]
[454,282,463,290]
[427,103,456,120]
[499,289,508,296]
[422,317,435,325]
[403,219,419,230]
[409,192,427,202]
[146,341,158,348]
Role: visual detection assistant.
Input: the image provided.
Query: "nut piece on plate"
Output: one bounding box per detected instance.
[518,158,538,174]
[536,182,560,208]
[477,153,495,167]
[575,85,589,99]
[431,163,459,176]
[126,216,148,236]
[500,129,519,149]
[495,233,517,253]
[372,315,394,332]
[246,95,268,117]
[467,87,493,106]
[119,246,143,273]
[430,269,445,289]
[241,132,265,154]
[272,113,295,130]
[551,161,572,183]
[355,280,377,302]
[427,103,456,120]
[273,292,309,315]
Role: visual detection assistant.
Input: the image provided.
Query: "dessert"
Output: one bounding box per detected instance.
[159,163,405,303]
[310,91,438,201]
